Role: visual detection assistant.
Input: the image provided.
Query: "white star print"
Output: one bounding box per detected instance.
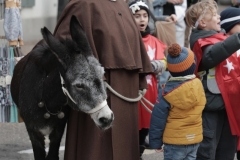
[146,75,153,86]
[223,59,234,74]
[147,45,156,60]
[236,49,240,57]
[130,4,140,14]
[129,1,149,14]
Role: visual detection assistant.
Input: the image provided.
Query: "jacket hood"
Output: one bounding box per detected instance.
[163,78,202,110]
[190,29,225,49]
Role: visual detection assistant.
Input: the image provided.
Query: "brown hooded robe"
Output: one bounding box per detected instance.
[54,0,152,159]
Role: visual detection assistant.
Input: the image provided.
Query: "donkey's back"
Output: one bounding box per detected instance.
[11,41,62,105]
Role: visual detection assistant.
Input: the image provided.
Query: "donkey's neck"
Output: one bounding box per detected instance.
[43,53,59,74]
[34,43,67,113]
[35,44,61,75]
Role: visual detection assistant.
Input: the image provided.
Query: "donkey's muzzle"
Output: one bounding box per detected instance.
[98,112,114,130]
[90,103,114,130]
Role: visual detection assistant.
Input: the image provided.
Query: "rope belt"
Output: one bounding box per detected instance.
[105,82,154,113]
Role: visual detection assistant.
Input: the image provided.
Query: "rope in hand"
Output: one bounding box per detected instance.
[105,82,154,113]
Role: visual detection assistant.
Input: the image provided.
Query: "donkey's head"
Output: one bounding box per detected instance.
[41,16,114,130]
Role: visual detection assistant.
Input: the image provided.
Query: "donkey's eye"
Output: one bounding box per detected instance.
[75,84,85,89]
[94,79,101,88]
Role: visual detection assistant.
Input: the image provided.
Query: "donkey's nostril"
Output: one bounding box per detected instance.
[99,117,111,125]
[111,113,114,120]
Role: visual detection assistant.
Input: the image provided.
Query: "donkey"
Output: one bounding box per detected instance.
[10,16,114,160]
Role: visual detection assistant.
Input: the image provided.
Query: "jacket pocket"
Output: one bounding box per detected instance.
[203,80,225,111]
[203,129,214,138]
[197,129,215,158]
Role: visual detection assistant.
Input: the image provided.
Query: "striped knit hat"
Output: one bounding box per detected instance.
[220,7,240,33]
[167,44,196,77]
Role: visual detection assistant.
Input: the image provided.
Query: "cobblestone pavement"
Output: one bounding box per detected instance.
[0,123,164,160]
[0,122,238,160]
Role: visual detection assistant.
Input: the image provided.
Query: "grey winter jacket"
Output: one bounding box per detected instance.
[190,29,240,111]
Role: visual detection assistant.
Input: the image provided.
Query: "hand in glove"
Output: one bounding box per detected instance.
[151,60,166,75]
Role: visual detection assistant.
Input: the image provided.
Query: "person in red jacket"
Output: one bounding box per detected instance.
[129,1,171,159]
[186,0,240,159]
[220,6,240,160]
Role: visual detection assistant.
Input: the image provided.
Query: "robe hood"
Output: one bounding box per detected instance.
[163,78,203,110]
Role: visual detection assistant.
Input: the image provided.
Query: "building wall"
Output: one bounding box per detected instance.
[0,0,58,54]
[21,0,58,42]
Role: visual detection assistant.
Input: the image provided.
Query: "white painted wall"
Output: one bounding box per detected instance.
[0,0,58,54]
[21,0,58,42]
[21,0,58,19]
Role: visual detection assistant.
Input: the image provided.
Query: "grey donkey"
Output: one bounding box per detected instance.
[10,16,114,160]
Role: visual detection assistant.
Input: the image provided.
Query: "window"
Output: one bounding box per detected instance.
[21,0,35,8]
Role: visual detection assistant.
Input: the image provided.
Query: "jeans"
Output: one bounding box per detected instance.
[197,110,237,160]
[164,143,200,160]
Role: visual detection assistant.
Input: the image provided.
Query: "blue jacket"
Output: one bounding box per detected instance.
[149,76,206,149]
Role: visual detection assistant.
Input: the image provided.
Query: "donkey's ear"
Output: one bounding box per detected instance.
[41,27,69,70]
[70,15,92,54]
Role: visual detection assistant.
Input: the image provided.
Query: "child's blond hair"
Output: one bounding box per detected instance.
[185,0,218,28]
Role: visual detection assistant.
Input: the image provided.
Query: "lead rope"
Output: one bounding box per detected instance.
[105,82,154,113]
[60,74,154,113]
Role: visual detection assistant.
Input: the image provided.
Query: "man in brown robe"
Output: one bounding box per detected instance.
[54,0,153,159]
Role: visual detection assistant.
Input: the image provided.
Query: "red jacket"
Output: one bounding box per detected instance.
[193,33,240,149]
[138,35,166,130]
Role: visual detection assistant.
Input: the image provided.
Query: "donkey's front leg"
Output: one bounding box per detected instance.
[46,123,66,160]
[26,127,46,160]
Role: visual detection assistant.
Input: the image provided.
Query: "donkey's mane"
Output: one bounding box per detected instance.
[64,38,82,55]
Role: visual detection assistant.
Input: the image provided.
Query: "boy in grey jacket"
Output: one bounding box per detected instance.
[186,1,240,159]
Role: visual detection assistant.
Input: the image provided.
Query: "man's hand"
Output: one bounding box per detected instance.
[165,14,177,23]
[167,0,183,4]
[155,148,164,152]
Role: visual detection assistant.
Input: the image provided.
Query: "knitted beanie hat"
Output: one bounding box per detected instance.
[220,7,240,33]
[167,44,196,77]
[129,0,149,17]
